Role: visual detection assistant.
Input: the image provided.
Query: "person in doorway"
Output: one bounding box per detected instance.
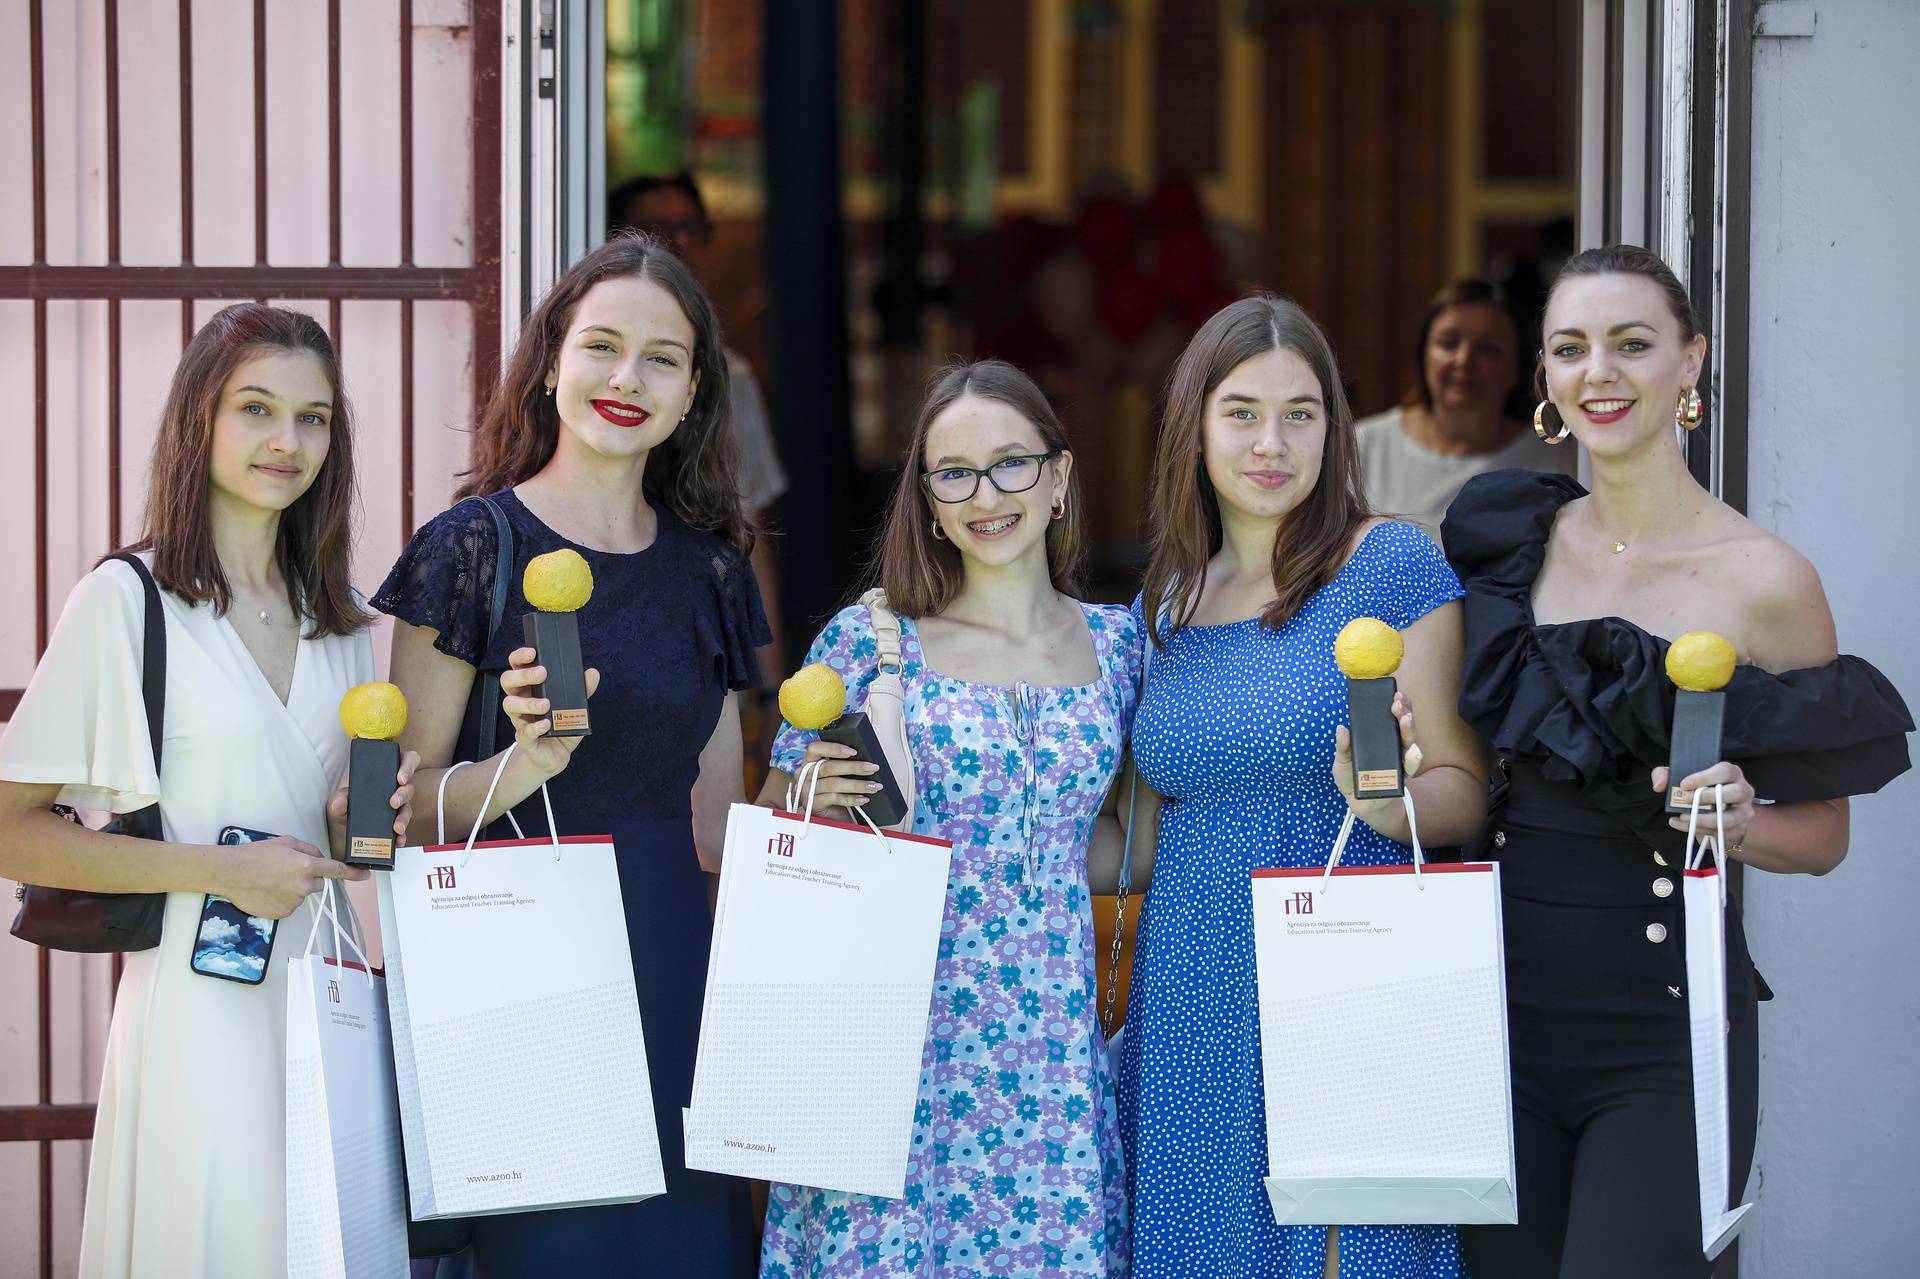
[758,360,1141,1278]
[374,232,768,1274]
[1116,294,1489,1278]
[0,304,416,1278]
[1354,278,1570,542]
[609,171,788,674]
[1443,245,1911,1278]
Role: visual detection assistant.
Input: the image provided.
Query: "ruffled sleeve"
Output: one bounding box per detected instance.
[0,559,162,814]
[370,498,505,665]
[1444,467,1913,811]
[769,604,879,775]
[1095,604,1146,736]
[1358,519,1465,630]
[696,537,772,693]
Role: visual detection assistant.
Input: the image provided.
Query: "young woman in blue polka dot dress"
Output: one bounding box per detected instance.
[756,361,1143,1278]
[1116,296,1492,1278]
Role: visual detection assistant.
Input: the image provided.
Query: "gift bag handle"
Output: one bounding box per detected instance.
[302,879,375,985]
[448,743,558,866]
[1321,791,1426,893]
[786,758,892,852]
[436,758,526,847]
[1684,782,1729,906]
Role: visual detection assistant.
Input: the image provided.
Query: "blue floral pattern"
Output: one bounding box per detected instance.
[762,601,1144,1278]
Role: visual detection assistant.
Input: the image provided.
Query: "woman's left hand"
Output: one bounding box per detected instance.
[326,748,422,857]
[1332,690,1425,820]
[1653,760,1756,851]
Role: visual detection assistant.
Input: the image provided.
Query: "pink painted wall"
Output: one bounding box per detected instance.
[0,1,487,1269]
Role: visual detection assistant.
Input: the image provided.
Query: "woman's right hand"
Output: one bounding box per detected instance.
[215,835,366,920]
[501,646,602,779]
[792,739,882,812]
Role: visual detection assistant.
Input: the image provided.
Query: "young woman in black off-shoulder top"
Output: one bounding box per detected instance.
[1439,246,1911,1279]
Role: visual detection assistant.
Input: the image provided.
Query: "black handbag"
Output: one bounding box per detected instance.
[10,553,169,952]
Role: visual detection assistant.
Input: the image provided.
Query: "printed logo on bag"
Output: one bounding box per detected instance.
[427,864,458,891]
[768,832,795,858]
[327,979,341,1004]
[1283,890,1315,916]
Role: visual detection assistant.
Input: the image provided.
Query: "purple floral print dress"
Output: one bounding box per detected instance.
[760,600,1145,1279]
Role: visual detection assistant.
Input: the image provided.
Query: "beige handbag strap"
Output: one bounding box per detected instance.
[859,589,917,832]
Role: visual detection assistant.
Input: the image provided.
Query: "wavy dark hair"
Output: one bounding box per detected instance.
[457,231,750,552]
[133,303,368,636]
[874,360,1085,618]
[1140,294,1369,646]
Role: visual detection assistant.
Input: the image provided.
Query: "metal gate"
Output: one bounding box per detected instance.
[0,1,503,1273]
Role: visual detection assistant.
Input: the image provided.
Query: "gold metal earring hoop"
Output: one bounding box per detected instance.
[1533,399,1571,444]
[1050,496,1066,521]
[1676,387,1704,430]
[931,521,948,541]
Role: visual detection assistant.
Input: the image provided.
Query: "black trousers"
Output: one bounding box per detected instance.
[1460,895,1759,1279]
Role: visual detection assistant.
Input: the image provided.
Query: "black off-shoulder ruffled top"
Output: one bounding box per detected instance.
[1442,469,1912,841]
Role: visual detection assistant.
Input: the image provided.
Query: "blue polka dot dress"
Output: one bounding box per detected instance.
[1116,522,1468,1279]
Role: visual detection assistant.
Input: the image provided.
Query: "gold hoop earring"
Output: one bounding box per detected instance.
[1676,387,1704,430]
[931,521,948,541]
[1533,399,1571,445]
[1050,496,1066,521]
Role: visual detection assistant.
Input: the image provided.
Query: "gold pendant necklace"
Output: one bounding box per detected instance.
[1609,541,1627,555]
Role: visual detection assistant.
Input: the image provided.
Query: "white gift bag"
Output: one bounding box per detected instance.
[285,880,410,1279]
[377,749,666,1220]
[1253,798,1519,1226]
[683,764,951,1197]
[1682,785,1757,1260]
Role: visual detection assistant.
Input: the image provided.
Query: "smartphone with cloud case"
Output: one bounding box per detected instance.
[188,827,283,986]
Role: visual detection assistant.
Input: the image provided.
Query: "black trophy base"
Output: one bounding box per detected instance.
[345,738,400,868]
[1346,676,1405,800]
[524,610,590,738]
[817,712,910,827]
[1666,687,1727,814]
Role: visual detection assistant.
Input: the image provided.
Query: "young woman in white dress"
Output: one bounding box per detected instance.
[0,304,417,1278]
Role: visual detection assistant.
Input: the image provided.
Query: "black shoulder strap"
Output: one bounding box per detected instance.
[468,496,515,760]
[105,553,166,779]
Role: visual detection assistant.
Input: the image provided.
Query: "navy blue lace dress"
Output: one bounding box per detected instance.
[374,489,769,1277]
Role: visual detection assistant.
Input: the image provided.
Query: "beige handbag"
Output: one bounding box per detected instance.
[859,588,918,833]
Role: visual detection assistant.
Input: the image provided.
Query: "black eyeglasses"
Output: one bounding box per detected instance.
[919,452,1060,504]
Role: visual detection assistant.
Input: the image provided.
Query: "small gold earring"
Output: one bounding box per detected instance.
[1533,399,1571,444]
[931,521,948,541]
[1050,496,1066,521]
[1676,387,1704,430]
[544,385,555,397]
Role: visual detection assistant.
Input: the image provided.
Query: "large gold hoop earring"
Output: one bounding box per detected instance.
[1050,496,1066,521]
[931,520,948,541]
[1533,400,1571,445]
[1676,387,1705,430]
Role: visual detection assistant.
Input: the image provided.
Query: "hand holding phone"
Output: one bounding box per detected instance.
[190,828,285,986]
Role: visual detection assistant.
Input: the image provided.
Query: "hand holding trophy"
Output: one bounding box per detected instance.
[339,681,408,868]
[1335,617,1407,800]
[522,548,594,738]
[1663,630,1737,814]
[782,663,910,827]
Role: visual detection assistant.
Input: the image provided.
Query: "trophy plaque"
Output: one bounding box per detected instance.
[1335,617,1407,801]
[521,548,594,738]
[1664,630,1737,815]
[338,682,409,868]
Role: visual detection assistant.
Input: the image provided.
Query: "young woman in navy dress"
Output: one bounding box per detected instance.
[1116,295,1490,1278]
[375,233,768,1275]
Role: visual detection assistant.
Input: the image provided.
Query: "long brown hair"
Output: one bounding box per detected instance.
[1140,293,1369,646]
[874,360,1085,618]
[135,303,368,636]
[456,231,750,553]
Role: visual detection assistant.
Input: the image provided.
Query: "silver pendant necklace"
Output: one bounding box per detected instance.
[257,609,273,626]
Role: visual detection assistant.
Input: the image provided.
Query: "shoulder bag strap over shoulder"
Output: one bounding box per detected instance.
[1103,617,1157,1042]
[469,496,516,762]
[858,588,917,832]
[107,553,166,840]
